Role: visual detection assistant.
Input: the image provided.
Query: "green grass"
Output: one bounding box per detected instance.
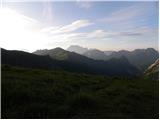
[1,65,159,119]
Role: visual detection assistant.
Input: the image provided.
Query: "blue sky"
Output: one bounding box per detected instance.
[1,1,159,51]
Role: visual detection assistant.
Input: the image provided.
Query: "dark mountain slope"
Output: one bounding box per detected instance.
[83,49,108,60]
[33,48,140,76]
[2,48,140,76]
[34,48,69,60]
[34,47,95,64]
[1,48,59,70]
[1,48,94,74]
[66,45,158,71]
[109,48,159,71]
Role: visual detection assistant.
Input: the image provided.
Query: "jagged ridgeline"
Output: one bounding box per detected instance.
[2,48,140,76]
[67,45,159,71]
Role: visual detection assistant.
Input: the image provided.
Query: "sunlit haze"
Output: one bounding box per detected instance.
[0,1,158,52]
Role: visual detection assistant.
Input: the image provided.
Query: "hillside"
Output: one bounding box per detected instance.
[1,48,59,70]
[1,48,97,74]
[144,59,159,80]
[83,49,108,60]
[67,45,158,71]
[33,48,140,76]
[2,48,140,76]
[109,48,159,71]
[2,65,159,119]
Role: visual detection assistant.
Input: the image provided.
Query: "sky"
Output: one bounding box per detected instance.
[0,1,159,52]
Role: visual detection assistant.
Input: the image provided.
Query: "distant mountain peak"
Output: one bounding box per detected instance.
[146,48,158,53]
[52,47,65,51]
[146,48,156,51]
[83,49,108,60]
[67,45,88,54]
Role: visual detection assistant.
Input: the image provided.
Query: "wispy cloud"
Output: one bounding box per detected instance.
[41,19,93,34]
[80,29,143,40]
[42,1,54,24]
[76,1,93,9]
[100,3,154,26]
[60,19,93,32]
[41,19,155,46]
[39,19,94,46]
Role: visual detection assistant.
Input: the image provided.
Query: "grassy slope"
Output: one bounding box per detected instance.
[1,65,159,119]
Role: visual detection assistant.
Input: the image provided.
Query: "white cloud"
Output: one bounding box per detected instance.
[60,19,93,32]
[39,19,94,49]
[41,24,149,47]
[87,30,108,38]
[41,19,93,34]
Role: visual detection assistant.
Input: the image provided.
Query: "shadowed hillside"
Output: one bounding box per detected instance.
[2,65,159,119]
[2,48,140,76]
[67,46,158,71]
[109,48,159,71]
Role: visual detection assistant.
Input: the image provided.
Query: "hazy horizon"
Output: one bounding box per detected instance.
[0,1,158,52]
[1,45,159,53]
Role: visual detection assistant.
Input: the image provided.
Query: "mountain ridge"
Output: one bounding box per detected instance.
[67,45,159,71]
[1,48,140,77]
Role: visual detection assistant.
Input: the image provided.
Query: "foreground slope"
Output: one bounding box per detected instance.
[144,59,159,80]
[2,65,159,119]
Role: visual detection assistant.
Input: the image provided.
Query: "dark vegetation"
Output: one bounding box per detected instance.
[1,47,159,118]
[2,65,159,119]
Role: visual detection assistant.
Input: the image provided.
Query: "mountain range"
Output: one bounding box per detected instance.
[1,46,159,119]
[1,46,158,77]
[1,48,140,77]
[67,45,159,71]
